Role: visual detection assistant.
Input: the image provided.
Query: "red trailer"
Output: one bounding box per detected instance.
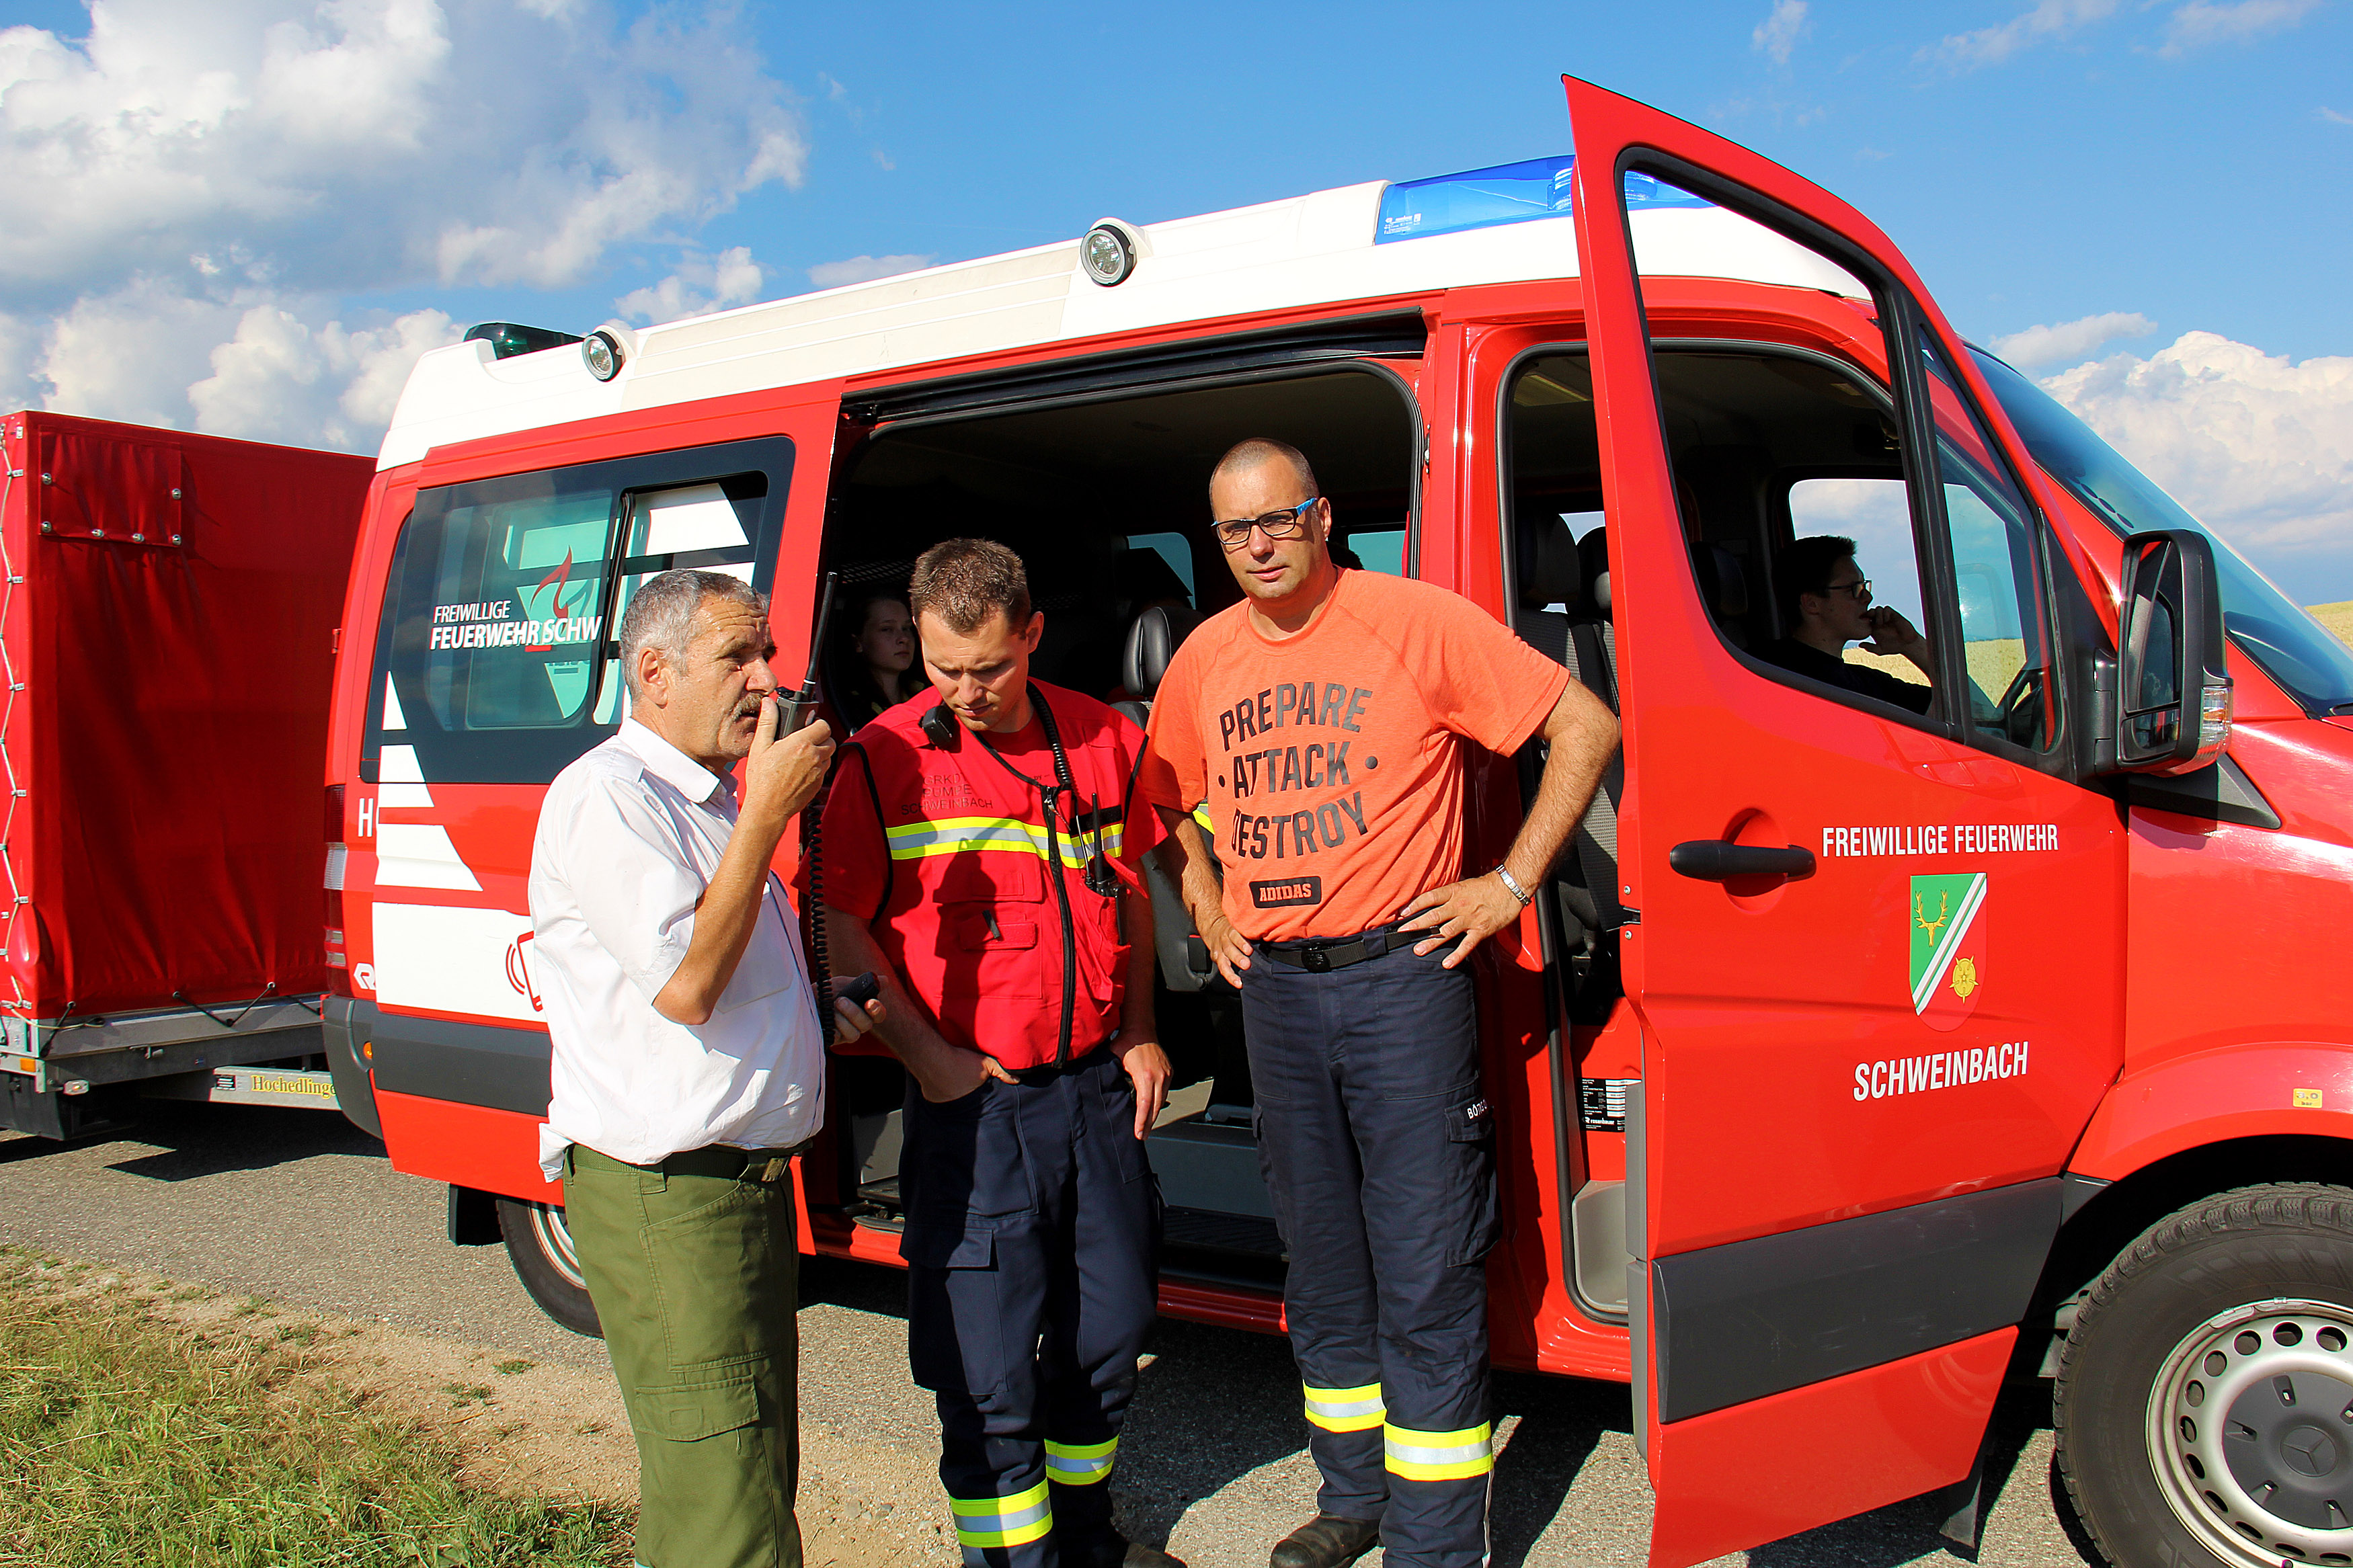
[0,411,372,1139]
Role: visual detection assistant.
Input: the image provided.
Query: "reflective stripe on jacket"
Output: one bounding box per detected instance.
[838,680,1143,1071]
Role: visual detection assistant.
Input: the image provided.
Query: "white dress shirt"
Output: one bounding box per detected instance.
[530,719,824,1180]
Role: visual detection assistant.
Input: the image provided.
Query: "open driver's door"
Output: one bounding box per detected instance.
[1564,79,2128,1567]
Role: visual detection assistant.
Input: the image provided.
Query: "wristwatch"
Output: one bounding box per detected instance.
[1493,865,1533,907]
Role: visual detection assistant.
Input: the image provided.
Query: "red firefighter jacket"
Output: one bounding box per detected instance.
[815,681,1157,1071]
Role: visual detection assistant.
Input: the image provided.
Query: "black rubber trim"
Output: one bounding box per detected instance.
[447,1184,501,1246]
[848,311,1428,422]
[2124,753,2282,829]
[368,1008,551,1116]
[1653,1177,2061,1424]
[2061,1170,2111,1223]
[323,996,382,1139]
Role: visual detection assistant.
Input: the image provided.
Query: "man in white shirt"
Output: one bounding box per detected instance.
[530,568,880,1568]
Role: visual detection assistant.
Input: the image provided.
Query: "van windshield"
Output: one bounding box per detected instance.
[1972,348,2353,716]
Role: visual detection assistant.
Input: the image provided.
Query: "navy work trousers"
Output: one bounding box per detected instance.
[899,1046,1160,1567]
[1242,937,1499,1568]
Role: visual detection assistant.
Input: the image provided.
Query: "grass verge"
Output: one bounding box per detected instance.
[2307,600,2353,651]
[0,1248,629,1567]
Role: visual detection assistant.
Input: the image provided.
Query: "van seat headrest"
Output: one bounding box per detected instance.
[1577,527,1611,622]
[1123,604,1200,701]
[1517,511,1582,614]
[1696,543,1750,620]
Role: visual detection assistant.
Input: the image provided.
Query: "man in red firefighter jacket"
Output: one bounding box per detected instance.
[816,538,1179,1568]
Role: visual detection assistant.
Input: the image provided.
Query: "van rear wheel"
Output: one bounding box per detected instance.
[495,1197,602,1338]
[2056,1183,2353,1568]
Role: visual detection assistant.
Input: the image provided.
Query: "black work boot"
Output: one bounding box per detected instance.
[1060,1529,1187,1568]
[1269,1512,1381,1568]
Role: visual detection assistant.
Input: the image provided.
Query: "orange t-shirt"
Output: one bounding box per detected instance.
[1139,569,1568,942]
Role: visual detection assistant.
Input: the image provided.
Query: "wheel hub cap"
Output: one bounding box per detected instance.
[2149,1301,2353,1565]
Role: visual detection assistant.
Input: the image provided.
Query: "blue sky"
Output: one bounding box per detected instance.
[3,1,2349,595]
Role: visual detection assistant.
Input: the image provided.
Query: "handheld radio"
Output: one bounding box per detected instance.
[776,569,842,737]
[773,570,878,1032]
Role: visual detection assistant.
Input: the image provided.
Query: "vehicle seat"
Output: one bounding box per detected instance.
[1568,526,1626,932]
[1114,603,1200,729]
[1512,509,1583,669]
[1113,605,1216,997]
[1693,542,1753,649]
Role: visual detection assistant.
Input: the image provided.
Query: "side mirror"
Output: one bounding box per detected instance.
[2108,529,2231,776]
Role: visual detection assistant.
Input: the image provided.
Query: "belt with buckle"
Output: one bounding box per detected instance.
[651,1144,805,1183]
[1254,922,1406,974]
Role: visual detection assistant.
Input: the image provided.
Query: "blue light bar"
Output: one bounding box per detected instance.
[1374,156,1713,245]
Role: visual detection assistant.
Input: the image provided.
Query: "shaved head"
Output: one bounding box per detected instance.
[1209,438,1318,501]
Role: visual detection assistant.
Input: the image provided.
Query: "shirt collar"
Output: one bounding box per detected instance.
[618,718,732,804]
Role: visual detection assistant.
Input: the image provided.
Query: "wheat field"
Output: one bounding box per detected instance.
[1843,603,2353,688]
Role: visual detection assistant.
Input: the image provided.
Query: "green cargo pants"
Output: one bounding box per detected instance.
[563,1142,806,1568]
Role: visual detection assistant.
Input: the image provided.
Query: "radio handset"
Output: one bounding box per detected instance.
[919,703,961,750]
[774,569,842,738]
[778,569,844,1033]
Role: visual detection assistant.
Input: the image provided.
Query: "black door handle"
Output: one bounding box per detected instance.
[1668,841,1817,882]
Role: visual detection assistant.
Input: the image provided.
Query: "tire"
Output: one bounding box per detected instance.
[2056,1182,2353,1568]
[495,1196,602,1338]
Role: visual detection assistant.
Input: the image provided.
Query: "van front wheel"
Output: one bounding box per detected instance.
[494,1197,602,1338]
[2057,1182,2353,1568]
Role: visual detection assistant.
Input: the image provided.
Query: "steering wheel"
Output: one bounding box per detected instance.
[1995,664,2044,747]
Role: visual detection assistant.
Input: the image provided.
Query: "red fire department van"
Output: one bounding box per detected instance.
[323,81,2353,1568]
[0,412,369,1139]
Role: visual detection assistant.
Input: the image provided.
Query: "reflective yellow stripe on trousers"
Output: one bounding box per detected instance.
[1384,1421,1494,1481]
[949,1479,1053,1549]
[1302,1381,1386,1433]
[1043,1436,1117,1485]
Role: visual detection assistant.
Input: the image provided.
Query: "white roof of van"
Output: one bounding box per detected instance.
[376,171,1866,471]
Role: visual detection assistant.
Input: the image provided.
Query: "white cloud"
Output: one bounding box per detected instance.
[2158,0,2321,55]
[616,247,766,325]
[28,282,243,431]
[1753,0,1810,64]
[1991,311,2157,369]
[2041,332,2353,577]
[2324,108,2353,125]
[807,253,936,290]
[188,303,460,448]
[0,0,803,450]
[1923,0,2118,69]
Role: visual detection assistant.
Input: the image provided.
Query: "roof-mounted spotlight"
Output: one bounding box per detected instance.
[582,323,637,381]
[1082,220,1144,287]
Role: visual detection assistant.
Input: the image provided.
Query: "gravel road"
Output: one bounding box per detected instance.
[0,1100,2104,1567]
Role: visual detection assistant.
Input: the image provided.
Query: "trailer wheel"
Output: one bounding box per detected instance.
[2056,1182,2353,1568]
[494,1197,602,1338]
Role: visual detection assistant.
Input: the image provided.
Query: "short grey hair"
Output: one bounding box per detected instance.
[1210,437,1319,500]
[619,569,768,698]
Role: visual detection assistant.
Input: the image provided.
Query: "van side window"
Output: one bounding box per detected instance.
[1918,337,2059,752]
[1342,527,1407,575]
[1505,345,1946,727]
[1784,476,1934,710]
[364,438,792,785]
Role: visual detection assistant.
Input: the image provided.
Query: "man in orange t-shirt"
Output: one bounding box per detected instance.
[1140,439,1616,1568]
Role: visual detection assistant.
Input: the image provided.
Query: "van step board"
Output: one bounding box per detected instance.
[1163,1206,1284,1258]
[141,1065,340,1110]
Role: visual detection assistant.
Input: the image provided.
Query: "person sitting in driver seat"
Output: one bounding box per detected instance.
[1759,534,1933,714]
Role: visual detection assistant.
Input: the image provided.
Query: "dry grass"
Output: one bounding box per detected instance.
[0,1247,629,1568]
[2307,601,2353,651]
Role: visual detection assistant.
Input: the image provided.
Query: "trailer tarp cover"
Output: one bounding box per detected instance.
[0,412,370,1018]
